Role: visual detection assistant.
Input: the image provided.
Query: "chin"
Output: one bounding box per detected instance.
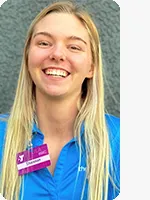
[45,90,68,98]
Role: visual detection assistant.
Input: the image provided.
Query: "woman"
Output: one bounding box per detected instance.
[0,1,120,200]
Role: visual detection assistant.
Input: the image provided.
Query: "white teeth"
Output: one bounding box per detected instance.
[44,69,68,77]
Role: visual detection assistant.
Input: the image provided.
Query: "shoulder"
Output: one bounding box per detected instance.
[0,113,8,132]
[105,113,120,159]
[0,113,8,150]
[105,114,120,134]
[0,114,9,169]
[105,114,120,147]
[105,114,120,199]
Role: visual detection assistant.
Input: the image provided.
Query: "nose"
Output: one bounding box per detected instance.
[49,44,66,62]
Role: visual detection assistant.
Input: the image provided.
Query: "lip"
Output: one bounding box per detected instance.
[42,66,70,74]
[41,67,71,81]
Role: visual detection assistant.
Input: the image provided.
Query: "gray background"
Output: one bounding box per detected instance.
[0,0,120,117]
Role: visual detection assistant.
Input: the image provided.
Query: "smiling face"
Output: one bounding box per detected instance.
[28,13,93,100]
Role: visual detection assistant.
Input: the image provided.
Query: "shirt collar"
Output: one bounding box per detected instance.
[31,121,85,141]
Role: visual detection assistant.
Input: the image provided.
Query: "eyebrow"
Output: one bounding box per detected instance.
[33,31,87,45]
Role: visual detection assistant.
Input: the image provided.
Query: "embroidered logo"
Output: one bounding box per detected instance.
[78,166,86,172]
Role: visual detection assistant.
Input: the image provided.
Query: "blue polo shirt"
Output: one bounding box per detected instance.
[0,114,120,200]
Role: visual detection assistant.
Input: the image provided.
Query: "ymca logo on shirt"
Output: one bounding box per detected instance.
[78,166,86,172]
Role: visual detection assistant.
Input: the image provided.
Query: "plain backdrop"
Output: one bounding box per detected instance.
[0,0,120,117]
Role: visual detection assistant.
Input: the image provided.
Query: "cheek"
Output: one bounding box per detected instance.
[70,54,92,73]
[28,48,49,68]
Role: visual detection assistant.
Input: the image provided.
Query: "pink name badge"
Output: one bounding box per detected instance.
[16,144,51,176]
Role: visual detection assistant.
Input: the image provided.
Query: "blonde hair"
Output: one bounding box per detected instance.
[0,1,116,199]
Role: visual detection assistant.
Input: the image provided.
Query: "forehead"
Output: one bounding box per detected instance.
[34,13,90,41]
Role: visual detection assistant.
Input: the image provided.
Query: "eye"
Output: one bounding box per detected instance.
[69,45,81,51]
[38,41,51,47]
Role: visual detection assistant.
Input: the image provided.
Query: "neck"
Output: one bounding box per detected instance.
[35,91,80,140]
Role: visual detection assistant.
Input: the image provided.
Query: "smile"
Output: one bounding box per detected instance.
[43,68,70,78]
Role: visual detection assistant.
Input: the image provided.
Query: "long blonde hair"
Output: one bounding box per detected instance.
[0,1,113,199]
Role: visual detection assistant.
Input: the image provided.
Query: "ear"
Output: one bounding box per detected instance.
[86,64,94,78]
